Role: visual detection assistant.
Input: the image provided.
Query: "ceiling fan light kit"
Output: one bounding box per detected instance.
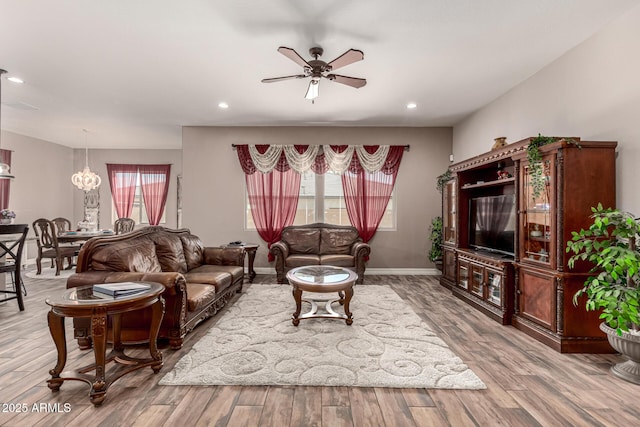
[262,46,366,100]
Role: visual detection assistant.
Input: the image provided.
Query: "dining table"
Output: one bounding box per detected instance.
[57,230,115,244]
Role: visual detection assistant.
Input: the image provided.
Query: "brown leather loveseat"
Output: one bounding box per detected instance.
[270,223,370,284]
[66,226,244,350]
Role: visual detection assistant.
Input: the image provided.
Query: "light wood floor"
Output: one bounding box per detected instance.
[1,272,638,426]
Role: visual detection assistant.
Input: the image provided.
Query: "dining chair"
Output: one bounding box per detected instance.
[51,217,78,267]
[52,217,73,234]
[114,217,135,235]
[32,218,80,276]
[0,223,29,311]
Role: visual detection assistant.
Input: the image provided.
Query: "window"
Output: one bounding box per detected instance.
[246,171,395,229]
[112,174,167,225]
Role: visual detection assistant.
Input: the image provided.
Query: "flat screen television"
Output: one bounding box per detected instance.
[469,194,516,257]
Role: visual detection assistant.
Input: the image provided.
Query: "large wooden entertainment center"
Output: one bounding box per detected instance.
[440,136,617,353]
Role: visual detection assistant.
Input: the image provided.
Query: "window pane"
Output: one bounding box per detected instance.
[294,171,315,225]
[245,170,395,229]
[378,195,394,228]
[324,172,349,226]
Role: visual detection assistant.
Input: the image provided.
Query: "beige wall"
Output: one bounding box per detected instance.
[453,4,640,213]
[2,130,75,257]
[72,149,182,231]
[182,126,452,270]
[2,130,74,224]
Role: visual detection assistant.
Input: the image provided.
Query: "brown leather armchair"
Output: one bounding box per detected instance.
[270,223,370,284]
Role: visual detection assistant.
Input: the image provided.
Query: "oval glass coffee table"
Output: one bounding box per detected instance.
[286,265,358,326]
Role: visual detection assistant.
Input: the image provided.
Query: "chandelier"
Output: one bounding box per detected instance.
[71,129,101,191]
[0,69,15,179]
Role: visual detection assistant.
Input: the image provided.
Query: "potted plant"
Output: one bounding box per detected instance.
[429,216,443,270]
[0,209,15,224]
[527,134,581,199]
[566,203,640,384]
[436,169,452,193]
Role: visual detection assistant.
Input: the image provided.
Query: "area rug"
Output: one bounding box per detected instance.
[25,267,74,280]
[160,285,486,389]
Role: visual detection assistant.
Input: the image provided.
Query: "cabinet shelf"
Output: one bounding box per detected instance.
[461,177,515,190]
[527,236,550,243]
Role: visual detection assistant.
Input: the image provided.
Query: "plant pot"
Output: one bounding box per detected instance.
[0,218,13,225]
[434,259,443,272]
[600,322,640,385]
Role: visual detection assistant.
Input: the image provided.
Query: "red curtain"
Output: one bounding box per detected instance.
[0,150,11,210]
[106,164,138,218]
[245,168,301,260]
[139,164,171,226]
[341,146,404,243]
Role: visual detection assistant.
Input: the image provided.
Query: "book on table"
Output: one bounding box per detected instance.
[93,282,151,297]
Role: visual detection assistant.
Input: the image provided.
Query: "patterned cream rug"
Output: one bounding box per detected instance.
[159,284,486,389]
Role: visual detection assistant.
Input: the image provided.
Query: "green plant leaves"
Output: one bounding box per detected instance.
[566,204,640,332]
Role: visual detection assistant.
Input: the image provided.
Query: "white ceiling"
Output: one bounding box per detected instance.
[1,0,638,149]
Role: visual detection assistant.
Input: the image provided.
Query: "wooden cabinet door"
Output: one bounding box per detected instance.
[520,154,555,269]
[470,264,484,298]
[457,259,470,291]
[443,247,456,282]
[517,267,557,332]
[486,269,503,306]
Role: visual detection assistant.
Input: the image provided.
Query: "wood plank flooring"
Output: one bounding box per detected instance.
[1,272,638,426]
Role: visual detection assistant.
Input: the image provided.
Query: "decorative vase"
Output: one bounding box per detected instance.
[0,218,13,225]
[600,323,640,385]
[492,137,508,150]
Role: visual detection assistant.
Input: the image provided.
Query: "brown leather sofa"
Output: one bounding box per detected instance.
[66,226,244,350]
[270,223,370,284]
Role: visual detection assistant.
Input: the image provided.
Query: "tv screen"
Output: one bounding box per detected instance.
[469,194,516,256]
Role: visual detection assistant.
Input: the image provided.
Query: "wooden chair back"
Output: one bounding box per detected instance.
[51,217,72,234]
[114,218,135,235]
[0,223,29,311]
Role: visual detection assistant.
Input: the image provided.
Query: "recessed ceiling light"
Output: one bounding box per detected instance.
[7,76,24,84]
[218,102,229,109]
[406,102,417,109]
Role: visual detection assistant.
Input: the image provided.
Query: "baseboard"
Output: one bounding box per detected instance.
[253,267,439,276]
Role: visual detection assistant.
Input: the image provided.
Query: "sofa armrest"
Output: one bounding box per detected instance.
[270,241,289,260]
[351,241,371,259]
[203,247,244,266]
[67,271,186,296]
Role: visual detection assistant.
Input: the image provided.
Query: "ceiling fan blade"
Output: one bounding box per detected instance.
[261,74,308,83]
[327,49,364,71]
[277,47,310,68]
[326,74,367,89]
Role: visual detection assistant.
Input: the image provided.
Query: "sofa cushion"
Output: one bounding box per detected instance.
[90,238,162,273]
[185,267,233,293]
[320,227,360,255]
[285,254,321,268]
[185,283,217,312]
[282,228,320,254]
[320,254,356,267]
[181,234,204,270]
[153,233,188,273]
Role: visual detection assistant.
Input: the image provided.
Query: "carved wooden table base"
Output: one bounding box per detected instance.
[46,282,165,406]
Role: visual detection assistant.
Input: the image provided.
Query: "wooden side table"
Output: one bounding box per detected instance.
[221,243,259,282]
[45,282,165,406]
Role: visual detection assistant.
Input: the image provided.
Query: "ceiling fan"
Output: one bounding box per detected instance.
[262,46,367,100]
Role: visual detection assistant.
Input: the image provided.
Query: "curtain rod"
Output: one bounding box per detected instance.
[231,144,410,152]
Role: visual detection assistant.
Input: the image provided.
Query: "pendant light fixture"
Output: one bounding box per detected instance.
[71,129,101,191]
[0,69,15,179]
